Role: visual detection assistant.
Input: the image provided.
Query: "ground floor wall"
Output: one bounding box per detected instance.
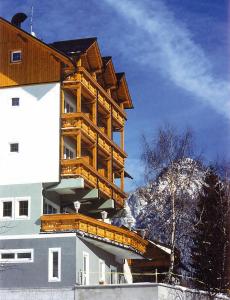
[0,284,228,300]
[0,233,122,288]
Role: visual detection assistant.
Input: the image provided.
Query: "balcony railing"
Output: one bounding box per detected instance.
[40,213,148,254]
[62,113,126,166]
[63,68,125,128]
[61,158,126,206]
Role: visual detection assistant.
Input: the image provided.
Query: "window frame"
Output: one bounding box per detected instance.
[0,198,14,220]
[11,97,20,107]
[10,50,22,63]
[82,251,89,285]
[48,248,61,282]
[43,199,60,215]
[15,197,31,220]
[10,143,19,153]
[99,259,105,283]
[0,249,34,263]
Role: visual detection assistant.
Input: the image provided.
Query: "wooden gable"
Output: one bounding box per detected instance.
[0,18,73,87]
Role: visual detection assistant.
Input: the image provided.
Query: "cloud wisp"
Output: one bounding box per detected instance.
[104,0,230,118]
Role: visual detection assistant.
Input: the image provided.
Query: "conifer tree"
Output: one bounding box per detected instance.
[192,169,228,295]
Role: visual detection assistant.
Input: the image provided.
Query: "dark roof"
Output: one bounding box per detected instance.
[102,56,112,65]
[49,38,97,57]
[116,72,125,82]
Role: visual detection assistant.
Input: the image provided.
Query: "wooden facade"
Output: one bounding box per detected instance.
[0,18,72,87]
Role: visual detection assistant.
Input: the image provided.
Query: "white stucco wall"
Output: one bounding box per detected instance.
[0,83,60,185]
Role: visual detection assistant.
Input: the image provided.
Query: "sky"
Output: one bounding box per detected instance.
[1,0,229,191]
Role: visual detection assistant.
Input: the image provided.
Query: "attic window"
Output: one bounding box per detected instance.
[10,50,22,63]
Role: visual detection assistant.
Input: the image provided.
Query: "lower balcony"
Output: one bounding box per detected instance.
[61,158,126,207]
[40,213,148,255]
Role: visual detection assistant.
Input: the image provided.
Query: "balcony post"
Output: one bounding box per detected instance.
[120,127,124,151]
[92,92,98,125]
[76,132,82,158]
[60,135,64,159]
[61,89,65,113]
[93,143,97,169]
[76,85,81,112]
[107,156,112,181]
[121,169,125,191]
[107,110,112,139]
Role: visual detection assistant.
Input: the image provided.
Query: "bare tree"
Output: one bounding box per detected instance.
[141,125,205,283]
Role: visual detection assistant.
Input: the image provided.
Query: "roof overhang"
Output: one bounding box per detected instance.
[80,235,144,259]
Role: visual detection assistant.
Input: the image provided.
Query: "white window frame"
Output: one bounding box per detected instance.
[0,198,14,220]
[99,259,105,283]
[10,50,22,63]
[48,248,61,282]
[0,248,34,263]
[82,251,89,285]
[15,197,31,220]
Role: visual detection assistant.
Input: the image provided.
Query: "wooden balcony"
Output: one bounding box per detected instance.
[61,158,126,206]
[63,68,125,128]
[61,113,126,166]
[40,213,148,255]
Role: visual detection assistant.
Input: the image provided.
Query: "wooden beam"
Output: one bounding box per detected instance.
[121,127,124,151]
[61,89,65,113]
[76,85,81,112]
[121,169,125,191]
[76,132,82,158]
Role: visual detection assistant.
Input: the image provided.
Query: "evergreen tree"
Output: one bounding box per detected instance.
[192,169,228,294]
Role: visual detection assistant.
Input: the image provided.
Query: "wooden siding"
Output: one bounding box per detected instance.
[0,21,64,87]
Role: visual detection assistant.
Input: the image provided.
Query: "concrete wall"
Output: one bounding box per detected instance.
[0,234,123,288]
[76,237,122,285]
[0,284,228,300]
[0,183,42,235]
[0,82,60,185]
[0,234,76,288]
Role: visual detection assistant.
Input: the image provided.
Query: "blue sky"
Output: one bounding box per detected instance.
[1,0,229,191]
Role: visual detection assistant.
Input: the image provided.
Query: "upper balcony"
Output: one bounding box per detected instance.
[62,113,126,168]
[40,213,148,256]
[62,67,126,130]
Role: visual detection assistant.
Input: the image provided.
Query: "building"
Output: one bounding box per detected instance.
[0,14,149,288]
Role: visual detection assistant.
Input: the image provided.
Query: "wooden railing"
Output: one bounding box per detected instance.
[63,68,125,127]
[61,158,126,206]
[40,213,148,254]
[62,113,126,166]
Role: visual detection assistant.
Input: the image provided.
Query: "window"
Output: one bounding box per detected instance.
[12,98,19,106]
[0,199,13,220]
[0,249,33,263]
[64,146,74,159]
[0,197,30,221]
[82,252,89,285]
[110,267,117,284]
[99,259,105,283]
[43,199,59,215]
[15,197,30,220]
[10,50,22,63]
[48,248,61,282]
[64,102,74,113]
[10,143,19,153]
[3,201,12,218]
